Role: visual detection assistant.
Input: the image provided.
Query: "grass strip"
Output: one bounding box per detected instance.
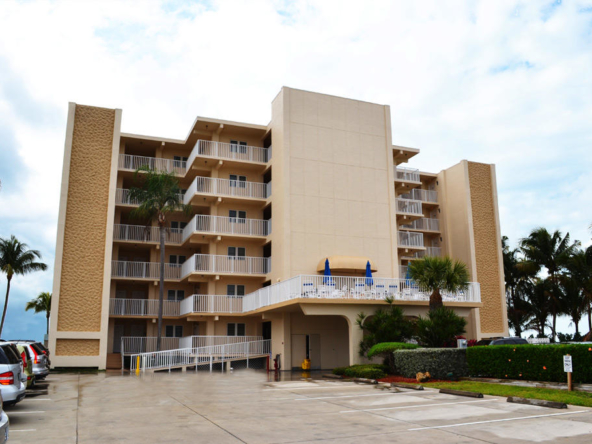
[414,381,592,408]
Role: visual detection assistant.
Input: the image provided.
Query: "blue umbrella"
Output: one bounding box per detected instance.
[323,258,333,284]
[365,261,373,286]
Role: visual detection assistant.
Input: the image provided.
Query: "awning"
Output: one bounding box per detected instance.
[316,256,377,273]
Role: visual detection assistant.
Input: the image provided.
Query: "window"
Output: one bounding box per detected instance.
[229,174,247,188]
[227,247,246,259]
[169,255,187,265]
[229,210,247,224]
[165,325,183,338]
[167,290,185,301]
[227,285,245,297]
[170,221,188,233]
[227,323,246,336]
[173,156,188,168]
[230,140,248,154]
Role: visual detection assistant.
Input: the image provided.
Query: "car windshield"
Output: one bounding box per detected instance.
[0,344,21,364]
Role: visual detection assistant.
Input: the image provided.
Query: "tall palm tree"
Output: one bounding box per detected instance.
[558,274,587,338]
[0,236,47,336]
[25,292,52,336]
[408,256,469,311]
[128,166,192,351]
[568,248,592,333]
[520,228,579,341]
[524,278,551,337]
[502,236,537,337]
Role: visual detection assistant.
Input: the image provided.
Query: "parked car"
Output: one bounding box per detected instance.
[13,342,48,380]
[489,337,528,346]
[0,393,8,443]
[9,340,50,366]
[0,343,26,406]
[13,344,35,388]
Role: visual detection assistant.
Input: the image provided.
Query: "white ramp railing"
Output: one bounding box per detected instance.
[179,336,262,349]
[130,339,271,373]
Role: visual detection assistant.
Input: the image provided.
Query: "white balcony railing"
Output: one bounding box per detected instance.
[130,339,272,373]
[413,247,442,258]
[181,254,271,277]
[178,335,262,349]
[118,154,187,175]
[396,198,422,215]
[116,189,184,206]
[109,298,181,317]
[188,140,270,166]
[113,224,184,244]
[398,231,424,248]
[400,217,440,231]
[180,294,244,314]
[120,337,180,355]
[182,214,271,239]
[401,188,438,203]
[111,261,182,280]
[184,177,271,204]
[395,167,420,182]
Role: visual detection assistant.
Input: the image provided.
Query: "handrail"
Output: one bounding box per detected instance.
[182,214,271,239]
[113,224,183,244]
[109,299,181,317]
[401,188,438,203]
[395,167,420,182]
[111,261,182,280]
[118,154,187,175]
[181,254,271,277]
[400,217,440,231]
[398,231,424,247]
[188,140,270,166]
[184,177,271,204]
[396,198,422,215]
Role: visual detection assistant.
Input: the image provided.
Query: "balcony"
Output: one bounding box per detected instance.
[406,247,442,259]
[400,188,438,205]
[400,217,440,232]
[118,154,187,176]
[113,224,183,245]
[111,261,182,280]
[181,254,271,278]
[181,294,244,314]
[188,140,271,167]
[396,198,423,222]
[398,231,424,249]
[394,167,421,195]
[183,214,271,240]
[109,298,181,317]
[184,177,271,205]
[116,189,184,207]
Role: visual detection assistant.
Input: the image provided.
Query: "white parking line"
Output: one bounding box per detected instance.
[341,399,497,413]
[296,392,424,401]
[24,398,51,401]
[11,429,37,432]
[7,411,45,414]
[408,410,590,431]
[265,385,375,391]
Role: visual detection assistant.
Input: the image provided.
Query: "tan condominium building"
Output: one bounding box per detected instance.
[48,87,508,371]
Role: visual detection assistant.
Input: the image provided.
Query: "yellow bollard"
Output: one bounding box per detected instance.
[135,356,140,376]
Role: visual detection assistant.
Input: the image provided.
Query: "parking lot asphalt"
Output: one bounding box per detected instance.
[5,371,592,443]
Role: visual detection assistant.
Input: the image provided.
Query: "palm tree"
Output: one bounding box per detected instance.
[408,256,469,311]
[558,274,587,338]
[567,248,592,333]
[524,278,551,337]
[25,292,52,336]
[128,166,192,351]
[0,236,47,336]
[520,228,579,341]
[502,236,537,337]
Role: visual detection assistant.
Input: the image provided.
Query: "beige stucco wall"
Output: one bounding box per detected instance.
[56,105,115,331]
[271,88,394,280]
[467,162,508,335]
[55,339,100,356]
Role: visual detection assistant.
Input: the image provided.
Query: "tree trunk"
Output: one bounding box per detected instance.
[588,305,591,335]
[157,226,165,352]
[574,318,580,337]
[429,288,443,312]
[46,313,50,337]
[551,307,557,342]
[0,276,11,337]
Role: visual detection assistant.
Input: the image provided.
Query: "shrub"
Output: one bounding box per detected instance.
[467,344,592,383]
[356,297,414,357]
[415,307,467,347]
[393,348,469,379]
[367,342,420,359]
[332,364,389,379]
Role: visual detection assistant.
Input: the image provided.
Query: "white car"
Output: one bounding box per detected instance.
[0,393,8,443]
[0,343,26,406]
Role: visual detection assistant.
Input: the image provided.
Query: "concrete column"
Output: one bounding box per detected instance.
[206,319,215,336]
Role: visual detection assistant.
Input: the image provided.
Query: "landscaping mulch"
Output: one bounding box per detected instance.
[377,376,450,384]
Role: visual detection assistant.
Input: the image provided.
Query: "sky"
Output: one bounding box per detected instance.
[0,0,591,341]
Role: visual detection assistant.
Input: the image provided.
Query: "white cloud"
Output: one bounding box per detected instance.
[0,0,591,338]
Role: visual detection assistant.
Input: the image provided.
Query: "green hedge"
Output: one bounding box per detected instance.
[367,342,420,359]
[332,364,389,379]
[393,348,469,379]
[467,344,592,383]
